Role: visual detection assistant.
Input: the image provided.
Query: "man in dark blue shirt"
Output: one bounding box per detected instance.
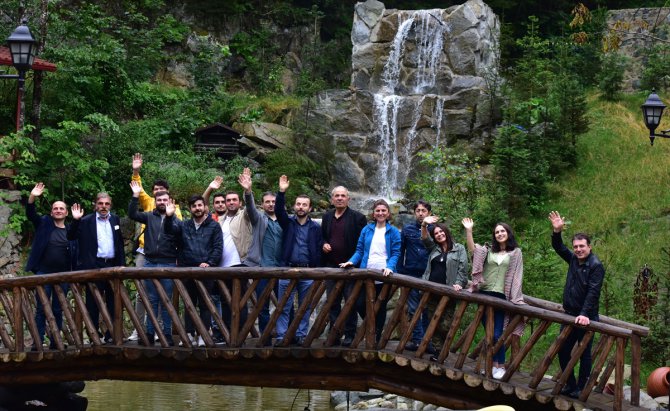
[274,175,322,346]
[398,200,433,351]
[549,211,605,399]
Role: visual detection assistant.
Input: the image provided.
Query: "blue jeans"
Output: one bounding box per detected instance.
[559,322,595,391]
[35,272,69,344]
[143,261,175,336]
[480,290,506,364]
[403,270,426,343]
[276,279,313,339]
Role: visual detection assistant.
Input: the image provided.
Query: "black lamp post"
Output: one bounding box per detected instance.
[0,21,37,132]
[641,90,670,146]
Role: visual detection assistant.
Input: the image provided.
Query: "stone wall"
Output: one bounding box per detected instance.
[0,190,22,277]
[304,0,499,199]
[607,8,670,91]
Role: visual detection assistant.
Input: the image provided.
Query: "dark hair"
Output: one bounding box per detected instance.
[572,232,591,245]
[188,195,205,206]
[413,200,431,212]
[261,191,275,201]
[295,194,311,207]
[225,191,240,201]
[212,192,225,202]
[370,199,390,221]
[430,223,454,251]
[153,179,170,191]
[154,190,169,199]
[491,222,518,252]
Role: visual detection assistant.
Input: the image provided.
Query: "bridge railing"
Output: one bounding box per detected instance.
[0,267,647,411]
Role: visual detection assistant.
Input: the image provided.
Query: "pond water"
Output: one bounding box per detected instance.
[82,380,334,411]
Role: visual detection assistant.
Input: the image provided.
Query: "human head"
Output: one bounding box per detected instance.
[212,193,226,216]
[413,200,431,224]
[293,194,312,218]
[154,190,170,214]
[188,194,206,219]
[95,193,112,217]
[430,223,454,251]
[371,199,390,223]
[330,186,350,211]
[50,201,68,222]
[491,222,518,252]
[572,233,592,262]
[152,179,170,196]
[261,191,276,216]
[224,191,242,216]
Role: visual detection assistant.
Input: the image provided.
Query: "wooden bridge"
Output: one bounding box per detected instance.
[0,267,648,411]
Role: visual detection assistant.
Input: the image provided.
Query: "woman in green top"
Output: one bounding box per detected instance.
[462,218,525,380]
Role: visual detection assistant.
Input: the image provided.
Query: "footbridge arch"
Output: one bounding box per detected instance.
[0,268,648,411]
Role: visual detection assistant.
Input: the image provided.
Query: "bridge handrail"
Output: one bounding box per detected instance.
[0,267,645,411]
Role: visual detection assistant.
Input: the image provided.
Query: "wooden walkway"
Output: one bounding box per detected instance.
[0,267,649,411]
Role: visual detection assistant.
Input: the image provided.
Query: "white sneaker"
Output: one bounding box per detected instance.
[128,330,139,341]
[179,333,196,347]
[492,367,506,380]
[154,334,159,341]
[198,335,206,347]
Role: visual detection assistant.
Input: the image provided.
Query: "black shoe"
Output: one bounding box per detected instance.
[164,336,174,347]
[341,336,353,347]
[429,355,440,362]
[405,341,419,351]
[49,342,67,350]
[31,344,41,352]
[139,334,155,346]
[213,335,226,346]
[560,386,578,398]
[426,343,437,355]
[274,339,285,347]
[293,337,306,346]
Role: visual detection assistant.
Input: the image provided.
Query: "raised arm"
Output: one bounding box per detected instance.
[128,181,148,223]
[66,203,85,240]
[239,168,260,226]
[130,153,153,209]
[548,211,572,262]
[462,217,475,254]
[274,175,290,230]
[421,215,438,240]
[26,183,45,226]
[202,176,223,206]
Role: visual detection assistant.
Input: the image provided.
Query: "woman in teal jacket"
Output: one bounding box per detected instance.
[340,199,401,342]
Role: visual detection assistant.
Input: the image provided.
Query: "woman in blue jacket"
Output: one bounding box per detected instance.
[340,199,401,342]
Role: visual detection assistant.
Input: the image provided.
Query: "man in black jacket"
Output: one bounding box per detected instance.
[26,183,77,349]
[68,192,125,343]
[165,194,223,347]
[549,211,605,399]
[129,180,179,345]
[321,186,366,346]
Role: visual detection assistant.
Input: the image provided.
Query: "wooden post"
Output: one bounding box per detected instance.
[614,337,625,411]
[630,334,641,406]
[13,287,23,352]
[113,279,123,345]
[364,280,376,350]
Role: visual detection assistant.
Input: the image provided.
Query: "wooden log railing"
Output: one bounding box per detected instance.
[0,267,648,411]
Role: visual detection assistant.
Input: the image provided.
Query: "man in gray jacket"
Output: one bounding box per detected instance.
[238,168,284,336]
[129,181,179,345]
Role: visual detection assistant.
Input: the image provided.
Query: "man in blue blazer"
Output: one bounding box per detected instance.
[67,193,125,343]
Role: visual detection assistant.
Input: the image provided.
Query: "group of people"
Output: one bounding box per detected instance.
[25,153,604,398]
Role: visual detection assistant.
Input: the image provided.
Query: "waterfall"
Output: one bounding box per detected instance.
[373,10,447,198]
[433,96,444,147]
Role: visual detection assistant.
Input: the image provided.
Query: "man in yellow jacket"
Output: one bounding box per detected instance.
[128,153,182,341]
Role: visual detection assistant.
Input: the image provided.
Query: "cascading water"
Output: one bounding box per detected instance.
[373,10,449,199]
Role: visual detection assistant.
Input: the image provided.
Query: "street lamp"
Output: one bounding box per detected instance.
[0,21,37,132]
[641,90,670,146]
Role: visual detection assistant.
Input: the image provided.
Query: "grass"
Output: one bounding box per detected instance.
[516,91,670,381]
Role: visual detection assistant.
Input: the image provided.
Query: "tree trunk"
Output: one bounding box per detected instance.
[30,0,49,143]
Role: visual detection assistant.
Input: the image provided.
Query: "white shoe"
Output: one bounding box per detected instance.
[128,330,139,341]
[179,333,196,347]
[492,367,506,380]
[154,334,159,341]
[198,335,205,347]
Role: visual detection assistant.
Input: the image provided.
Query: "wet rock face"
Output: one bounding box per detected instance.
[308,0,499,198]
